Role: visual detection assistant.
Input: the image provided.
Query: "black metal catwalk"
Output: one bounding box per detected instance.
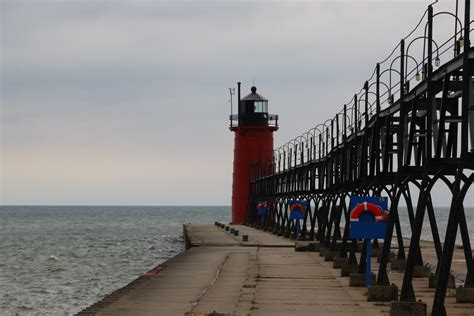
[247,1,473,315]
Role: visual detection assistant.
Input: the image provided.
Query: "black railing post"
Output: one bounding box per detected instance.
[302,142,305,164]
[399,39,405,168]
[331,120,334,151]
[293,144,298,167]
[344,104,347,140]
[400,39,405,99]
[288,149,291,170]
[354,94,358,133]
[326,127,329,157]
[364,81,369,126]
[319,134,322,160]
[426,5,433,163]
[289,148,292,169]
[278,153,281,172]
[461,0,471,157]
[376,63,381,116]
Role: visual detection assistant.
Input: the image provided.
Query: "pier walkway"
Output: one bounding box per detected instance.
[79,224,474,315]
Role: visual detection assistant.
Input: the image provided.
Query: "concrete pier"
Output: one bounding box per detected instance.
[79,224,474,315]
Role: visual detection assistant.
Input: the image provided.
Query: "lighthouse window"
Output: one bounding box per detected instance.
[245,100,254,113]
[254,101,268,113]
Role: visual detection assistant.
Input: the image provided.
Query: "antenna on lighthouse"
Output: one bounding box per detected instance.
[229,87,235,126]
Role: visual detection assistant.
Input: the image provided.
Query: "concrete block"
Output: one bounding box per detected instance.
[341,263,359,277]
[358,242,383,252]
[413,266,430,278]
[367,285,398,301]
[325,242,343,251]
[377,251,396,263]
[333,257,348,269]
[428,274,455,289]
[307,242,320,252]
[324,250,338,261]
[390,300,427,316]
[349,272,376,287]
[295,241,309,252]
[371,247,381,258]
[391,259,406,271]
[350,242,360,252]
[456,286,474,303]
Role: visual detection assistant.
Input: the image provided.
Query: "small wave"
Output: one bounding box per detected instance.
[69,252,81,258]
[161,235,179,243]
[8,264,21,270]
[17,305,34,311]
[32,288,49,294]
[48,255,59,261]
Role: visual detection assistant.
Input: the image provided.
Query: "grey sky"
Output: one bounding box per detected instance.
[1,0,473,206]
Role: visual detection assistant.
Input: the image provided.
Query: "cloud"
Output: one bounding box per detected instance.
[1,0,469,206]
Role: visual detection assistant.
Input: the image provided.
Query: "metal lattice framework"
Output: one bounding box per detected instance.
[247,1,473,315]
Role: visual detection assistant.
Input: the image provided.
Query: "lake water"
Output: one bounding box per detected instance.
[0,205,472,315]
[0,206,230,315]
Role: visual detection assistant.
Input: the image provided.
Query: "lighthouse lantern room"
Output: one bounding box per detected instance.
[229,83,278,224]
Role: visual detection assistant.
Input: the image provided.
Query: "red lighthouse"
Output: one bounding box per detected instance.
[229,83,278,224]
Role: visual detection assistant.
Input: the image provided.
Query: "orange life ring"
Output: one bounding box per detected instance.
[350,202,384,222]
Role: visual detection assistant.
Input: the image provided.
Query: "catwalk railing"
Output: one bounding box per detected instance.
[247,2,473,315]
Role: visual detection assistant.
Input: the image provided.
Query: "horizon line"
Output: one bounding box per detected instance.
[0,204,464,208]
[0,204,232,207]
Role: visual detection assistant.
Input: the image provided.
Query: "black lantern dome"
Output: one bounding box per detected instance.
[239,86,269,126]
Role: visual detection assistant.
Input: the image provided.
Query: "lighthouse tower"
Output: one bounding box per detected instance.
[229,83,278,224]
